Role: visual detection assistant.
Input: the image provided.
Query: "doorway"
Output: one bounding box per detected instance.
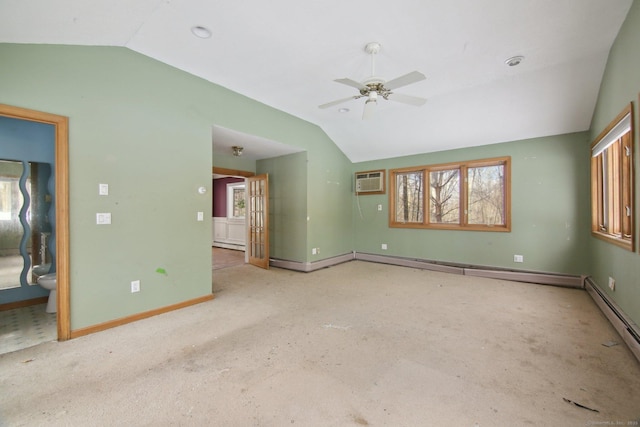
[211,170,270,270]
[0,104,70,342]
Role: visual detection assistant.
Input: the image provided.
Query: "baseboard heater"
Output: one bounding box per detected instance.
[270,253,354,273]
[354,252,584,288]
[271,252,583,288]
[584,277,640,363]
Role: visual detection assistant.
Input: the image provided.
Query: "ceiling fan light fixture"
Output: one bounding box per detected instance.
[505,55,524,67]
[191,25,212,39]
[232,146,243,156]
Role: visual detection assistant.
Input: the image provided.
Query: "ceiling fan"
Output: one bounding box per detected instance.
[319,42,427,120]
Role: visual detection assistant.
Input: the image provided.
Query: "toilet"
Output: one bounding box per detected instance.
[37,273,57,313]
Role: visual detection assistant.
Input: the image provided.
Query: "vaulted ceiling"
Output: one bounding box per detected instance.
[0,0,633,162]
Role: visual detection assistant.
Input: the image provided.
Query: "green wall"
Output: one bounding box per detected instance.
[353,132,591,275]
[213,153,256,173]
[588,0,640,326]
[0,43,352,329]
[258,152,308,262]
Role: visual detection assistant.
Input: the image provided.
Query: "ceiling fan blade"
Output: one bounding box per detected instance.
[318,96,361,109]
[384,71,426,90]
[362,100,377,120]
[386,92,427,106]
[334,78,368,90]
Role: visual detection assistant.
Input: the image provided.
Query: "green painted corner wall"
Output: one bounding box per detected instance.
[588,0,640,327]
[258,152,308,262]
[353,132,591,276]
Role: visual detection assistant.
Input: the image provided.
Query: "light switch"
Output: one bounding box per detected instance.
[96,213,111,225]
[197,211,204,221]
[99,183,109,196]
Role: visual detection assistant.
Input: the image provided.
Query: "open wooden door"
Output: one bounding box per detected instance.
[247,174,269,269]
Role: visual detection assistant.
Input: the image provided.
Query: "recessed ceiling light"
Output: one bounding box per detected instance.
[338,108,350,113]
[505,55,524,67]
[191,26,212,39]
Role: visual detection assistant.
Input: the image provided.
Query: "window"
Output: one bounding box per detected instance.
[390,156,510,231]
[227,183,246,218]
[590,103,634,251]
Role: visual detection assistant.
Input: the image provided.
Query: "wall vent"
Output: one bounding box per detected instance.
[356,170,384,194]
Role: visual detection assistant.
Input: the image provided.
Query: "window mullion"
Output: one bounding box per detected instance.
[460,165,468,227]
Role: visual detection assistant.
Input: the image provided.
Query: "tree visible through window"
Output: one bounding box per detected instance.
[390,157,510,231]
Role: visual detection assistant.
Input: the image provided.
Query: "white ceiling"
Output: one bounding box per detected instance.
[0,0,633,162]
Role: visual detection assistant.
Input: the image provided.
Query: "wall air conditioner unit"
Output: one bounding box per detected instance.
[355,170,385,194]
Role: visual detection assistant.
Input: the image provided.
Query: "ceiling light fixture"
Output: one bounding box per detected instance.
[232,146,243,157]
[505,55,524,67]
[191,25,212,39]
[338,108,350,113]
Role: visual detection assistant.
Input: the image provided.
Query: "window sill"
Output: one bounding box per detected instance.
[390,222,511,232]
[591,231,634,251]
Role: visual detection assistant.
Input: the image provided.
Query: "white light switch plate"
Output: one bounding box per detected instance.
[96,213,111,225]
[99,183,109,196]
[197,211,204,221]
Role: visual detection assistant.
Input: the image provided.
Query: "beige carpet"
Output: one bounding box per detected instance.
[1,261,639,426]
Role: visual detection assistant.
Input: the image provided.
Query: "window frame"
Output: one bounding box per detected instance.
[590,102,635,251]
[389,156,511,232]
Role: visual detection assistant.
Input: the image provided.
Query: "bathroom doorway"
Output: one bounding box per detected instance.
[0,104,70,343]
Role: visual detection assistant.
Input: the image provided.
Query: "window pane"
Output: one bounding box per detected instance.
[429,169,459,224]
[395,171,423,223]
[233,188,245,217]
[467,164,505,226]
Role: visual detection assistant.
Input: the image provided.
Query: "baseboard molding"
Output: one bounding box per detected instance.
[0,296,49,311]
[585,278,640,363]
[270,253,355,272]
[69,294,214,339]
[213,242,245,251]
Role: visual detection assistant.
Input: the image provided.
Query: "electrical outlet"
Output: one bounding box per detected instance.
[608,277,615,291]
[514,254,524,263]
[131,280,140,293]
[377,204,383,211]
[381,243,388,250]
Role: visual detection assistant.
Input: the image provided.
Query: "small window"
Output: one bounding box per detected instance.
[390,156,510,231]
[227,183,246,218]
[590,103,634,251]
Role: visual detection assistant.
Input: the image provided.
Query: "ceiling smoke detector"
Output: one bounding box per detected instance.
[232,146,243,156]
[505,55,524,67]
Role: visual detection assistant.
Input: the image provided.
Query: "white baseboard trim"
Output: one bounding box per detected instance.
[213,242,245,251]
[585,277,640,363]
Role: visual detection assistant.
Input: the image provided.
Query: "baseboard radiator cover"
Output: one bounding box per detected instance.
[354,252,464,275]
[585,277,640,363]
[270,252,355,273]
[354,252,583,287]
[270,252,583,288]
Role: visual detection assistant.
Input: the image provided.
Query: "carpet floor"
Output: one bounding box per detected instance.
[1,261,639,426]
